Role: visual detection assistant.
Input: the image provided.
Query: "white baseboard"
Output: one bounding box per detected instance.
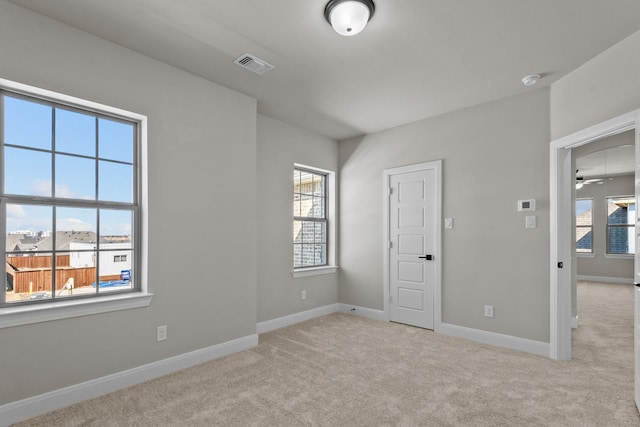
[571,315,579,329]
[256,303,339,334]
[338,303,386,321]
[0,334,258,427]
[577,275,633,285]
[437,323,549,358]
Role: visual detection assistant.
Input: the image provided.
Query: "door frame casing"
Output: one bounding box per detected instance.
[549,109,640,360]
[383,160,442,330]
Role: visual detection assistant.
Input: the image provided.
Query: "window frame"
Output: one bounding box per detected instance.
[606,195,636,256]
[0,78,151,328]
[292,164,337,277]
[575,198,593,254]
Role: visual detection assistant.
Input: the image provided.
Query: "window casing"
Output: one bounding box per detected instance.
[2,88,141,308]
[576,198,593,253]
[607,196,636,255]
[293,168,327,269]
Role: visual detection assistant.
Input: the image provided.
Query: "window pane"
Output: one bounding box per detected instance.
[5,253,53,303]
[6,204,52,250]
[576,227,592,253]
[99,249,132,283]
[315,222,326,244]
[100,209,133,249]
[56,251,97,299]
[98,118,134,163]
[293,244,302,268]
[576,199,592,225]
[608,198,634,225]
[99,160,133,203]
[293,169,301,191]
[313,174,325,197]
[300,194,313,217]
[55,108,95,157]
[56,207,97,251]
[299,171,314,195]
[608,227,633,254]
[312,196,325,218]
[293,193,301,217]
[301,244,315,267]
[4,146,52,196]
[55,154,96,199]
[302,221,315,243]
[293,220,302,243]
[315,244,326,265]
[4,95,52,150]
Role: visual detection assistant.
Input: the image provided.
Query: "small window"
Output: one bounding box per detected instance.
[293,168,327,268]
[576,199,593,253]
[607,196,636,254]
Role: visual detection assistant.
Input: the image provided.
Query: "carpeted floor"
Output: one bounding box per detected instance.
[15,281,640,426]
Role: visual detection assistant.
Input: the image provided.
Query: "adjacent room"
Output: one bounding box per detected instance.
[2,0,640,424]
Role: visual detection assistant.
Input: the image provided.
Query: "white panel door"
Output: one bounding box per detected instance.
[389,168,435,329]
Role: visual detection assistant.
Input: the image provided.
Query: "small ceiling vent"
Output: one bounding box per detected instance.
[234,53,274,76]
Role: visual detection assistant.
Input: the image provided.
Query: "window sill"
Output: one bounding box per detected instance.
[604,254,634,260]
[0,292,153,329]
[292,266,338,278]
[576,253,595,258]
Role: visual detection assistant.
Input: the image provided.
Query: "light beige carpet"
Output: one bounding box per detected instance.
[15,281,640,426]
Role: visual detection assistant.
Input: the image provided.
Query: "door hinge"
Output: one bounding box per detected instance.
[388,187,393,196]
[388,241,392,249]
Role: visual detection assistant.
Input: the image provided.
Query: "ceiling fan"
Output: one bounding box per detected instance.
[576,170,604,189]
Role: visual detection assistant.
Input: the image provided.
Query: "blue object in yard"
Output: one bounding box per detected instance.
[91,280,130,288]
[121,270,131,281]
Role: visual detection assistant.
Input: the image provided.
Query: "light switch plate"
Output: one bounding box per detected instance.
[525,215,536,229]
[445,218,453,229]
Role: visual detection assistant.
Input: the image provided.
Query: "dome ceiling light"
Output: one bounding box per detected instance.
[324,0,375,36]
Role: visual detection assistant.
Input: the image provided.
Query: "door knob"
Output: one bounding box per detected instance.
[419,255,433,260]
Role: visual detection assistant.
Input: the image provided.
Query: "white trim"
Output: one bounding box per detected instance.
[0,334,258,426]
[0,77,151,326]
[0,293,153,329]
[577,275,634,284]
[383,160,443,330]
[293,163,337,269]
[604,254,634,260]
[438,323,549,357]
[256,303,339,334]
[550,108,640,361]
[292,265,338,278]
[338,303,386,321]
[571,315,579,329]
[576,253,595,258]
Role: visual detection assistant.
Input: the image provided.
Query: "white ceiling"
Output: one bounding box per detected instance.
[576,145,636,179]
[9,0,640,141]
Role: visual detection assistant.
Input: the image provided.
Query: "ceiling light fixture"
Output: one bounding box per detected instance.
[521,74,540,86]
[324,0,375,36]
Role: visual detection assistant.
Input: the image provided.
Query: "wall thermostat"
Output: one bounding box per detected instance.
[517,199,536,212]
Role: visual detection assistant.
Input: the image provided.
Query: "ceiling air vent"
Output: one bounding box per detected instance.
[234,53,274,76]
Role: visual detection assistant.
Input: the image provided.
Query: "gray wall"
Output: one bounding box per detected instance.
[551,29,640,140]
[339,89,551,343]
[257,114,338,322]
[0,2,257,405]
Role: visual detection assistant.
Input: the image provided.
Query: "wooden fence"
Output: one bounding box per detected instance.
[6,255,127,294]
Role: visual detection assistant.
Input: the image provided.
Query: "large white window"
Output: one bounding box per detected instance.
[0,79,150,326]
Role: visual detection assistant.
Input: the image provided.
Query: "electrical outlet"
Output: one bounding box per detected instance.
[484,305,494,318]
[301,290,307,300]
[157,325,167,342]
